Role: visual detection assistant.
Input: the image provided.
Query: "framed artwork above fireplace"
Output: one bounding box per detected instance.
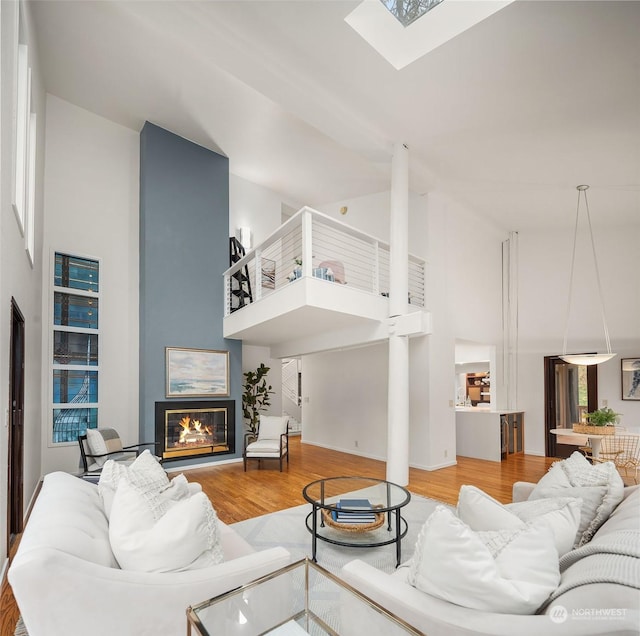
[166,347,229,398]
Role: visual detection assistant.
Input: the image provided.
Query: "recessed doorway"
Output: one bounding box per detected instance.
[544,355,598,458]
[8,298,25,548]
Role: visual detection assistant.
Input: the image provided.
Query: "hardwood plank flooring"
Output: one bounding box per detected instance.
[182,437,555,525]
[0,438,556,636]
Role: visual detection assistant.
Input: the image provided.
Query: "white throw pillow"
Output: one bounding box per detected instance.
[125,449,170,495]
[85,428,109,467]
[258,415,287,440]
[529,451,624,546]
[109,478,223,572]
[98,451,189,519]
[457,485,582,557]
[408,506,559,614]
[98,459,130,517]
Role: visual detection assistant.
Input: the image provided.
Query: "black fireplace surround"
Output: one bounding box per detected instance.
[155,400,235,462]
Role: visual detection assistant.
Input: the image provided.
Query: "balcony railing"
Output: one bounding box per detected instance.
[224,207,425,317]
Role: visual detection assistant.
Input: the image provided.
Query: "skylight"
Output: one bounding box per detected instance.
[345,0,515,70]
[380,0,445,28]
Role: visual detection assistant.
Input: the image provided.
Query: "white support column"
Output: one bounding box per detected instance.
[387,142,410,486]
[502,231,519,411]
[389,144,409,318]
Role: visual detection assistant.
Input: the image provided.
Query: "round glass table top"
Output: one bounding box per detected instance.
[302,476,411,512]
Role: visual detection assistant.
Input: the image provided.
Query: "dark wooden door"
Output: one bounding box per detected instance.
[544,355,598,458]
[8,298,25,546]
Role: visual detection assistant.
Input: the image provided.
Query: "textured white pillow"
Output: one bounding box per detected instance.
[529,451,624,546]
[109,478,223,572]
[408,506,559,614]
[258,415,287,440]
[125,450,170,496]
[98,451,189,519]
[457,485,582,557]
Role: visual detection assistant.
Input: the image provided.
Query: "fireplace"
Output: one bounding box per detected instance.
[155,400,235,461]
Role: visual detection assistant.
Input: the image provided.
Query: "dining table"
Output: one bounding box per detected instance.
[550,427,609,459]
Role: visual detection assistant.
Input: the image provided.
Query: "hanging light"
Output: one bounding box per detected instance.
[559,185,616,366]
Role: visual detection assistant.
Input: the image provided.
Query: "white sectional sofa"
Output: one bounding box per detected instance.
[9,471,290,636]
[341,483,640,636]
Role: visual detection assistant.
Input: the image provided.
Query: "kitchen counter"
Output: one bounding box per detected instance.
[456,409,524,461]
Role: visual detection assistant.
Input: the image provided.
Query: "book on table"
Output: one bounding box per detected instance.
[332,498,377,523]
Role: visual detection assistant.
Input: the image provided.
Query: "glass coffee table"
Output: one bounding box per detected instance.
[302,477,411,567]
[186,558,421,635]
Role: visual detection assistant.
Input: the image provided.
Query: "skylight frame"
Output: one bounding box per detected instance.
[345,0,515,70]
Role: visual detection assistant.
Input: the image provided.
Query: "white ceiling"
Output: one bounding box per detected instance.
[29,0,640,230]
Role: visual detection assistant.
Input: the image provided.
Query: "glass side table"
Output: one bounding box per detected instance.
[187,558,421,636]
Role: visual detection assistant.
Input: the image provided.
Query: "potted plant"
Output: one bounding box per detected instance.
[574,406,620,435]
[242,363,274,438]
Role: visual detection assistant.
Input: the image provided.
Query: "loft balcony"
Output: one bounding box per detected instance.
[223,207,430,357]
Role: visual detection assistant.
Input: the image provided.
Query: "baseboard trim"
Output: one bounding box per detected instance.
[410,459,458,471]
[165,456,243,472]
[301,439,386,463]
[301,440,459,472]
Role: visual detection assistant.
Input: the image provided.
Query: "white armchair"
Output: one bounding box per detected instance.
[243,415,289,472]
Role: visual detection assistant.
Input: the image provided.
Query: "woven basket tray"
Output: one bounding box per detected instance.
[321,506,385,533]
[572,424,616,435]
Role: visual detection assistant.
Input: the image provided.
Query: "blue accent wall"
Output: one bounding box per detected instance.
[139,122,241,466]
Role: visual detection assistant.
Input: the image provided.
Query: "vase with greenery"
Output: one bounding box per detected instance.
[585,406,620,427]
[242,363,274,437]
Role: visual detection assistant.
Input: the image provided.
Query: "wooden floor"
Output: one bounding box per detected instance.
[182,437,555,524]
[0,438,555,636]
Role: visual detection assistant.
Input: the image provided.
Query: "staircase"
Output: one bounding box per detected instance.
[229,237,253,313]
[282,359,302,433]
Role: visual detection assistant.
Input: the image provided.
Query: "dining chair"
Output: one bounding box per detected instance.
[592,434,640,484]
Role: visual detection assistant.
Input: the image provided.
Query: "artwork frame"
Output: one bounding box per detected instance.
[166,347,229,398]
[262,258,276,290]
[621,357,640,401]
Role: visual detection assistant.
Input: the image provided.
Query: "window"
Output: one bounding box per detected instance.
[51,253,99,443]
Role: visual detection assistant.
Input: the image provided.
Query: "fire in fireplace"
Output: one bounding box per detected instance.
[155,400,235,461]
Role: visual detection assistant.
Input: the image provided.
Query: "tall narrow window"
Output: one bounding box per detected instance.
[52,253,99,443]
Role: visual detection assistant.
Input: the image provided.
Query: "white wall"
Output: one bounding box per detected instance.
[40,95,140,474]
[303,343,390,460]
[229,173,302,249]
[517,225,640,455]
[0,0,46,565]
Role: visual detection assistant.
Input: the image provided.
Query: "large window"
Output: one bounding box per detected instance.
[51,253,99,443]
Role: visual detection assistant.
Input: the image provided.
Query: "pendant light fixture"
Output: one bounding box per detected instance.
[560,185,616,366]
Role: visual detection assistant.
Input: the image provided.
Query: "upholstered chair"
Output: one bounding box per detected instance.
[243,415,290,472]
